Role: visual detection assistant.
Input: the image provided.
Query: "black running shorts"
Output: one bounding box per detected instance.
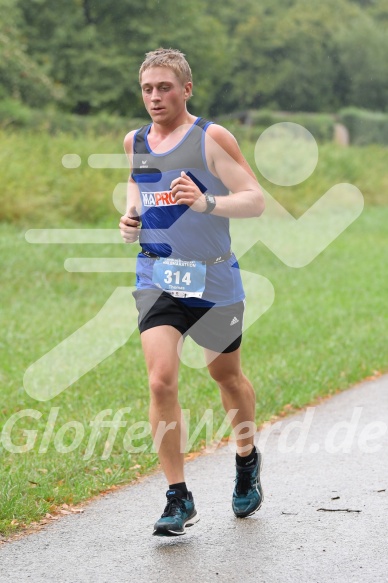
[132,289,244,353]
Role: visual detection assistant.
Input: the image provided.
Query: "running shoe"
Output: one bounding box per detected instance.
[153,489,199,536]
[232,450,263,518]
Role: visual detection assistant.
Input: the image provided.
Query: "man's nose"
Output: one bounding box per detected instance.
[151,89,161,101]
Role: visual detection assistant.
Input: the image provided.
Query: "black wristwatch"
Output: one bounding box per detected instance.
[203,193,216,214]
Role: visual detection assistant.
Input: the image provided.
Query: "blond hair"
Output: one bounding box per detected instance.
[139,48,193,87]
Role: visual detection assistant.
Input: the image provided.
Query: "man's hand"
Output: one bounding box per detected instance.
[119,206,141,243]
[170,171,207,213]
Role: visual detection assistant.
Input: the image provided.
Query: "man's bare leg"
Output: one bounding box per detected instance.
[205,347,256,456]
[206,347,263,517]
[141,325,186,484]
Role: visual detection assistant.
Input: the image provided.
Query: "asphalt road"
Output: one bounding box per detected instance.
[1,375,387,583]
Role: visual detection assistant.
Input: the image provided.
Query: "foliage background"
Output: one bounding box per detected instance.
[1,0,388,118]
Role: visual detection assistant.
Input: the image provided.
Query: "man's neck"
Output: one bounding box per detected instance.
[147,112,198,152]
[150,112,197,138]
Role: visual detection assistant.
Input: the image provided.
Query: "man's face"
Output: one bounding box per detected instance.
[140,66,192,125]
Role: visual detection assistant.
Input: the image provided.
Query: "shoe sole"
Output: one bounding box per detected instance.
[233,454,264,519]
[152,512,200,537]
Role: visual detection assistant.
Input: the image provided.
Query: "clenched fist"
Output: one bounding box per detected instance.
[119,206,141,243]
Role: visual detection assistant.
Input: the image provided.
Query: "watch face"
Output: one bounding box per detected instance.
[204,194,216,214]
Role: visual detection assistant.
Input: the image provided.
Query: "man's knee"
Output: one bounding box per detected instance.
[209,367,242,392]
[149,373,177,402]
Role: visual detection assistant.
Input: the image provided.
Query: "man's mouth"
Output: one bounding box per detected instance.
[152,107,164,112]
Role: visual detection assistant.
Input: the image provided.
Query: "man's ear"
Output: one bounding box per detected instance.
[184,81,193,100]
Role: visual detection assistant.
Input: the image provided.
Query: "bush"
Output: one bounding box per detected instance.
[0,99,147,136]
[0,99,34,128]
[284,113,335,142]
[217,109,335,142]
[338,108,388,146]
[215,119,267,143]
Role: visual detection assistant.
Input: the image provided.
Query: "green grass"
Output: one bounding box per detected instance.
[1,129,388,226]
[0,131,387,536]
[241,139,388,214]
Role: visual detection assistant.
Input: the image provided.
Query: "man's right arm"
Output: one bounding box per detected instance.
[119,130,142,244]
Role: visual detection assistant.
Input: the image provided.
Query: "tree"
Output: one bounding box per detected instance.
[336,14,388,111]
[16,0,230,116]
[7,0,388,116]
[228,0,382,112]
[0,0,61,106]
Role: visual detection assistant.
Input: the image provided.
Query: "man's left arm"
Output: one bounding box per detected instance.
[171,124,265,218]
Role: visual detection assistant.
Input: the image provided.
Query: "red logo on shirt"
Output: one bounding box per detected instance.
[142,191,177,207]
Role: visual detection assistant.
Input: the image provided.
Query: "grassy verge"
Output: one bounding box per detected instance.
[1,130,388,226]
[0,134,387,537]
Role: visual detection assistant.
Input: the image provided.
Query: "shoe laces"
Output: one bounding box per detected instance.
[162,496,186,517]
[235,467,255,496]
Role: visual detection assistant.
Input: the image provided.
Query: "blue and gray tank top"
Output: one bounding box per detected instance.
[131,117,244,307]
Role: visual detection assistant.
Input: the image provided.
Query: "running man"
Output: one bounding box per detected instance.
[119,48,265,536]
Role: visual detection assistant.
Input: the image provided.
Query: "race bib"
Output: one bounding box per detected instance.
[152,257,206,298]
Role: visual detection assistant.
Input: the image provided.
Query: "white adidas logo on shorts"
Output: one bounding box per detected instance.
[230,316,239,326]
